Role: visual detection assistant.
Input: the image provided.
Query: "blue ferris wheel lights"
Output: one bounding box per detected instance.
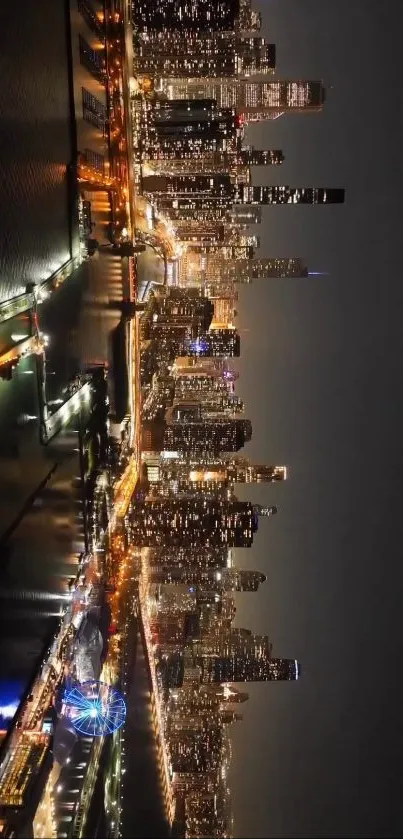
[63,680,126,737]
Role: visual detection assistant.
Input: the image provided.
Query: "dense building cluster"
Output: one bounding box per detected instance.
[129,1,344,836]
[129,285,298,837]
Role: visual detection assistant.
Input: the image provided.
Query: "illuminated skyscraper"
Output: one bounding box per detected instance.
[145,147,283,175]
[149,566,266,591]
[230,205,262,224]
[163,415,251,454]
[132,0,241,32]
[129,495,271,548]
[187,329,240,357]
[202,255,308,284]
[135,34,275,77]
[196,654,300,683]
[234,185,345,205]
[144,100,239,160]
[160,458,287,490]
[147,175,345,209]
[166,79,326,122]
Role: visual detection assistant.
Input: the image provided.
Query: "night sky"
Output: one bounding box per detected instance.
[231,1,403,837]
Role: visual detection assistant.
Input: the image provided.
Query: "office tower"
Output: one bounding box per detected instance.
[132,0,241,32]
[209,294,237,327]
[135,34,275,77]
[234,185,345,205]
[142,414,251,455]
[145,175,344,205]
[163,415,251,454]
[196,654,300,683]
[153,185,345,217]
[145,147,284,175]
[143,173,233,197]
[149,566,266,591]
[230,205,262,224]
[237,0,261,31]
[144,99,239,160]
[166,79,326,122]
[147,545,228,569]
[168,719,223,773]
[187,329,240,357]
[130,495,268,548]
[160,459,287,490]
[159,650,299,687]
[203,256,308,284]
[185,794,230,839]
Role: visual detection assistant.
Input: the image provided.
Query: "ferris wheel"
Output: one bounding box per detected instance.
[63,680,126,737]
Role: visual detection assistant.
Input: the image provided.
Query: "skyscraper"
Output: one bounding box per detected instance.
[159,458,287,489]
[144,147,284,175]
[187,329,240,357]
[149,566,267,591]
[196,655,300,683]
[135,34,275,77]
[129,495,260,548]
[234,185,345,205]
[166,79,326,122]
[132,0,241,32]
[202,255,308,284]
[163,415,251,454]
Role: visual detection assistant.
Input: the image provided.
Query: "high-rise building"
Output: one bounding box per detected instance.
[145,147,283,175]
[144,100,239,159]
[135,34,275,77]
[187,329,240,357]
[229,205,262,224]
[196,654,300,683]
[130,495,266,548]
[202,256,308,284]
[158,650,299,687]
[163,415,251,454]
[132,0,241,32]
[237,0,261,32]
[149,566,266,591]
[159,458,287,490]
[151,181,345,215]
[166,79,326,122]
[234,185,345,205]
[146,545,229,569]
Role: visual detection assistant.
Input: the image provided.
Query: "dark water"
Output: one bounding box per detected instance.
[0,0,80,701]
[0,0,74,301]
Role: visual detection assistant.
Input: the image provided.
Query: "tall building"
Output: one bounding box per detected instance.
[234,185,345,205]
[149,566,266,591]
[187,329,240,357]
[202,255,308,284]
[132,0,241,32]
[146,545,229,569]
[129,496,272,548]
[144,174,344,205]
[160,458,287,490]
[149,178,345,213]
[229,205,262,224]
[145,147,284,175]
[135,34,275,77]
[196,655,300,683]
[144,100,239,159]
[166,79,326,122]
[159,650,299,687]
[163,415,251,454]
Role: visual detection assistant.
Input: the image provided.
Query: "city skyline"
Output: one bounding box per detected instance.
[0,0,401,837]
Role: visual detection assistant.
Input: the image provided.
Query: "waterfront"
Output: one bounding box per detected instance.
[0,0,75,301]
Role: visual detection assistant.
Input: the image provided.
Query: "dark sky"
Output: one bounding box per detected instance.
[231,1,403,837]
